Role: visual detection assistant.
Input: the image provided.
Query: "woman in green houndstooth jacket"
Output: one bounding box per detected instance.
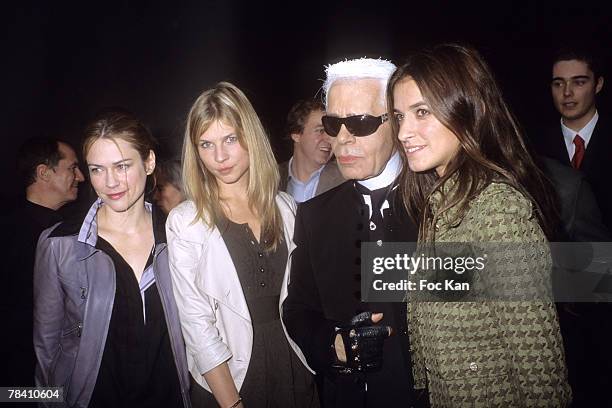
[387,44,572,407]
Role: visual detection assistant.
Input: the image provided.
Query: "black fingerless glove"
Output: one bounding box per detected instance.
[332,311,392,374]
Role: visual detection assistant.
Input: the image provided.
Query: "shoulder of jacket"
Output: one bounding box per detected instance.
[167,200,198,222]
[301,180,352,210]
[37,226,81,257]
[470,182,532,218]
[276,191,296,212]
[166,200,212,236]
[323,160,343,176]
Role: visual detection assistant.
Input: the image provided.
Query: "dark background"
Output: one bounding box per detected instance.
[4,1,611,204]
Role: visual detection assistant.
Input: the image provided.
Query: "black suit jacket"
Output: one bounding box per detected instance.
[536,119,612,405]
[536,115,612,230]
[540,157,610,242]
[283,180,419,407]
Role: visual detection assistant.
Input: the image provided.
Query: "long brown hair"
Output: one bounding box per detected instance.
[387,44,558,240]
[182,82,283,251]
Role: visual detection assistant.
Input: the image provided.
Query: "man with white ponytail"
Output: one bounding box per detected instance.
[283,58,424,407]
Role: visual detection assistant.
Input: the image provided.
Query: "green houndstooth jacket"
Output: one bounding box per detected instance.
[407,181,572,407]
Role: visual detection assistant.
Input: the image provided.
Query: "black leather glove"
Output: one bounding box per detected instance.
[331,311,392,374]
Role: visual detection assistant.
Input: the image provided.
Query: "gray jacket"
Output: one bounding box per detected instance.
[278,159,345,199]
[33,201,191,408]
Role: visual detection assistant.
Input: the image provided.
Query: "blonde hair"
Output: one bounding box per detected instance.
[182,82,283,251]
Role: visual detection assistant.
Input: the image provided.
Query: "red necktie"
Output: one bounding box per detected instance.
[571,134,585,169]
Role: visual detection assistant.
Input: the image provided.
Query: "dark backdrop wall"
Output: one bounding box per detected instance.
[4,1,611,206]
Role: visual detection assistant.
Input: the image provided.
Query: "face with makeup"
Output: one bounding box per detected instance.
[393,78,461,176]
[197,120,250,192]
[87,138,155,213]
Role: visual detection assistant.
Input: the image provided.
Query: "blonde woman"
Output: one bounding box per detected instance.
[166,82,318,408]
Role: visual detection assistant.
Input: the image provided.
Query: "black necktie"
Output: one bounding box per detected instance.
[355,183,388,241]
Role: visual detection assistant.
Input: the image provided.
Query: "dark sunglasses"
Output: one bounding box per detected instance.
[321,113,388,137]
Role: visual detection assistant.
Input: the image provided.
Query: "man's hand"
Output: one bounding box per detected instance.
[332,311,392,374]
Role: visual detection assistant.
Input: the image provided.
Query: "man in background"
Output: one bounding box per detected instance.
[18,137,85,239]
[537,48,610,230]
[536,48,612,406]
[279,99,344,202]
[1,137,84,389]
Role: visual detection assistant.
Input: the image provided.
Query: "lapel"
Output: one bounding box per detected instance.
[200,226,251,322]
[581,117,609,177]
[83,248,115,318]
[278,193,296,305]
[315,161,344,196]
[548,126,571,165]
[544,117,610,174]
[66,244,116,403]
[278,161,289,192]
[276,192,297,256]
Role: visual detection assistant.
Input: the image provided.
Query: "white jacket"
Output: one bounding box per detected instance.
[166,192,313,392]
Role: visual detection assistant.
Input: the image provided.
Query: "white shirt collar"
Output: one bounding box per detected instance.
[561,110,599,157]
[357,150,401,190]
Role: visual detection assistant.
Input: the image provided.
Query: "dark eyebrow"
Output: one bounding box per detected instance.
[393,101,426,114]
[551,75,591,82]
[113,158,132,165]
[87,158,132,168]
[408,101,427,110]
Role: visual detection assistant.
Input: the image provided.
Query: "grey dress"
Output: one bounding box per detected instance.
[190,220,318,408]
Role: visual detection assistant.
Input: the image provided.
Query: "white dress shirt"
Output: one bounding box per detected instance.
[561,111,599,161]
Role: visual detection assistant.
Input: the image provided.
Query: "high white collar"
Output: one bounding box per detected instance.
[356,150,401,190]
